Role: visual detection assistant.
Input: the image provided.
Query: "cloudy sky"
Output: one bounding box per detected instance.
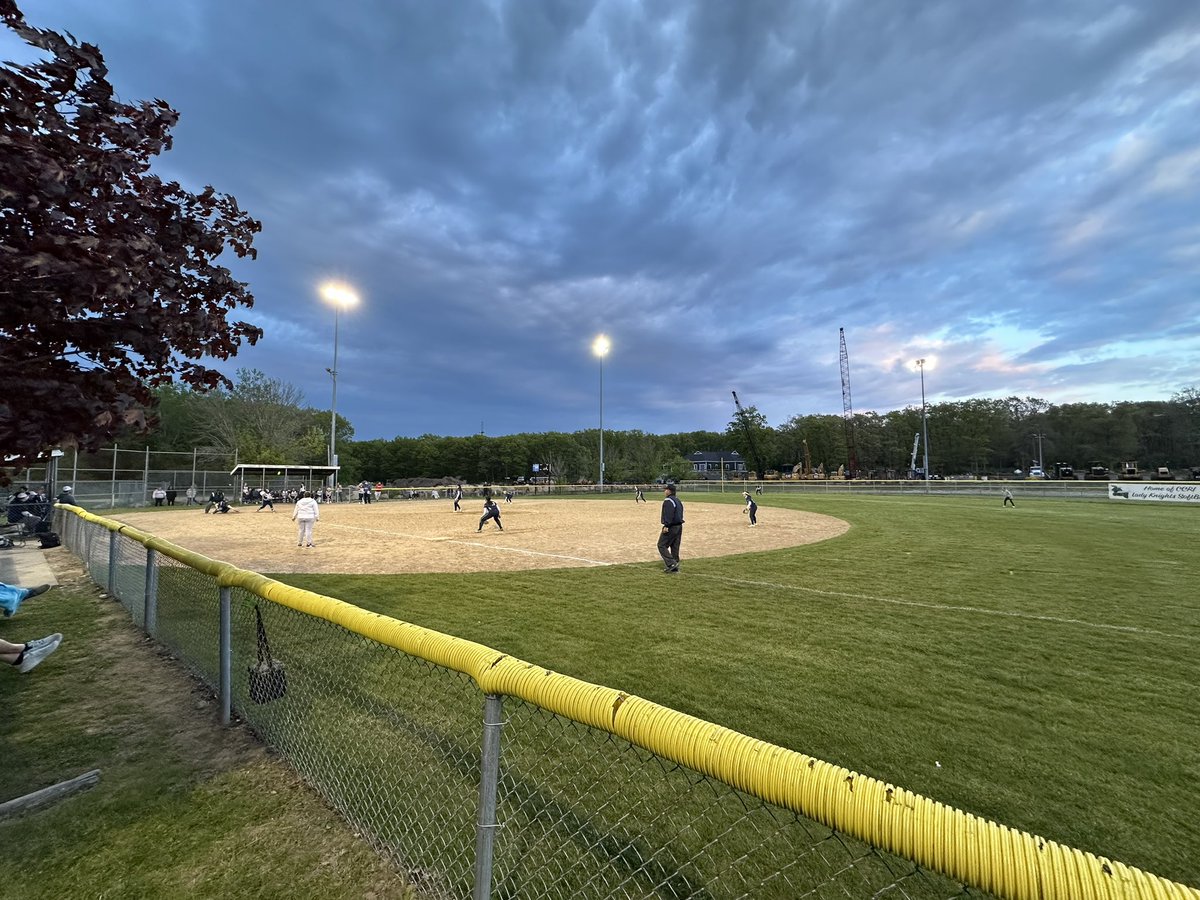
[8,1,1200,441]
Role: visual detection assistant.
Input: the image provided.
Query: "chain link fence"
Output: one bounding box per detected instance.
[53,506,1197,900]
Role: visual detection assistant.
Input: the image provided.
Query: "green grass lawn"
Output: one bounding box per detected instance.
[277,492,1200,888]
[0,558,415,899]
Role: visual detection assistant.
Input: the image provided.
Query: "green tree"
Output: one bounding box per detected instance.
[725,403,772,476]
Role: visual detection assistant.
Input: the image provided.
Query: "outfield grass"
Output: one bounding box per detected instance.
[278,492,1200,888]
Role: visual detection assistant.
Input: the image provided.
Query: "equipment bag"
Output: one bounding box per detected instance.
[248,604,288,704]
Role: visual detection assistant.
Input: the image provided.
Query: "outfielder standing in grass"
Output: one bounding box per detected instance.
[742,491,758,526]
[478,497,502,532]
[657,484,684,573]
[1003,487,1015,508]
[291,490,320,547]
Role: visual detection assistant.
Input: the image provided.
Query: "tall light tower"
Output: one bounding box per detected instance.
[1031,432,1046,469]
[592,334,611,490]
[915,358,930,493]
[319,282,359,481]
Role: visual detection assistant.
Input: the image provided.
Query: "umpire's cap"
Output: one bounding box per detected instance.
[663,483,676,494]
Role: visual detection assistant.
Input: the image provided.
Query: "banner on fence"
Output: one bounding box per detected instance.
[1107,482,1200,503]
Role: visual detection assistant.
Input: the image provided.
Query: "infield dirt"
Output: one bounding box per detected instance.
[111,496,849,575]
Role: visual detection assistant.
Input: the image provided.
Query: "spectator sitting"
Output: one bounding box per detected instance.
[0,582,52,618]
[0,633,62,673]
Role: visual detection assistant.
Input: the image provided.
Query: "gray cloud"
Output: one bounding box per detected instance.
[9,0,1200,435]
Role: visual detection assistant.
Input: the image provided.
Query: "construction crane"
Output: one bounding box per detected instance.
[731,391,766,481]
[838,327,860,478]
[791,439,815,479]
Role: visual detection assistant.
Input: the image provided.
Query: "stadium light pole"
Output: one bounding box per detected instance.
[916,358,930,494]
[592,334,611,490]
[1031,432,1046,469]
[319,282,359,483]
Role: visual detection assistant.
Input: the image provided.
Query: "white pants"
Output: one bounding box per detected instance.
[295,518,316,545]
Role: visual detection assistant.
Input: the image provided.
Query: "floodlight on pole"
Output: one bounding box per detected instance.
[592,334,611,490]
[915,358,931,493]
[319,281,359,479]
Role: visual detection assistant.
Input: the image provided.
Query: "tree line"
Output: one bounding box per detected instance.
[93,373,1200,484]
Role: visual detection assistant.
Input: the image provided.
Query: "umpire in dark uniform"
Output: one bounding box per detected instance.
[657,484,684,573]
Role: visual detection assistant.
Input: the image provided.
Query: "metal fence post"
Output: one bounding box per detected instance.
[473,693,504,900]
[143,548,158,637]
[219,587,232,726]
[107,531,118,597]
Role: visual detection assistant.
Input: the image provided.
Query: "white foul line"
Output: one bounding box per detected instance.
[444,540,612,565]
[328,524,1193,640]
[691,573,1196,642]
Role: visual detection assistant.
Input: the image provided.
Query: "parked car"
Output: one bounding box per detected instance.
[1028,467,1046,479]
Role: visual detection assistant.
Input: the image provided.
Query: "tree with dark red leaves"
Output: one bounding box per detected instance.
[0,0,263,467]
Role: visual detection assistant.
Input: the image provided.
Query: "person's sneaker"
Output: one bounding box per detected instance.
[25,584,52,599]
[18,633,62,673]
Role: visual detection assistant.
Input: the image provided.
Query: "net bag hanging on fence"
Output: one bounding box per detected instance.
[248,604,288,703]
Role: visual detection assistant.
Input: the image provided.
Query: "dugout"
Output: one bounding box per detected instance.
[230,464,341,497]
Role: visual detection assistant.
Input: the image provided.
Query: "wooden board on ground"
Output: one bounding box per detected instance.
[112,498,849,575]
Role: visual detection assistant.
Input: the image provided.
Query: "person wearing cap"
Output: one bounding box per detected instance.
[657,484,684,573]
[742,491,758,526]
[56,485,74,504]
[477,497,503,532]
